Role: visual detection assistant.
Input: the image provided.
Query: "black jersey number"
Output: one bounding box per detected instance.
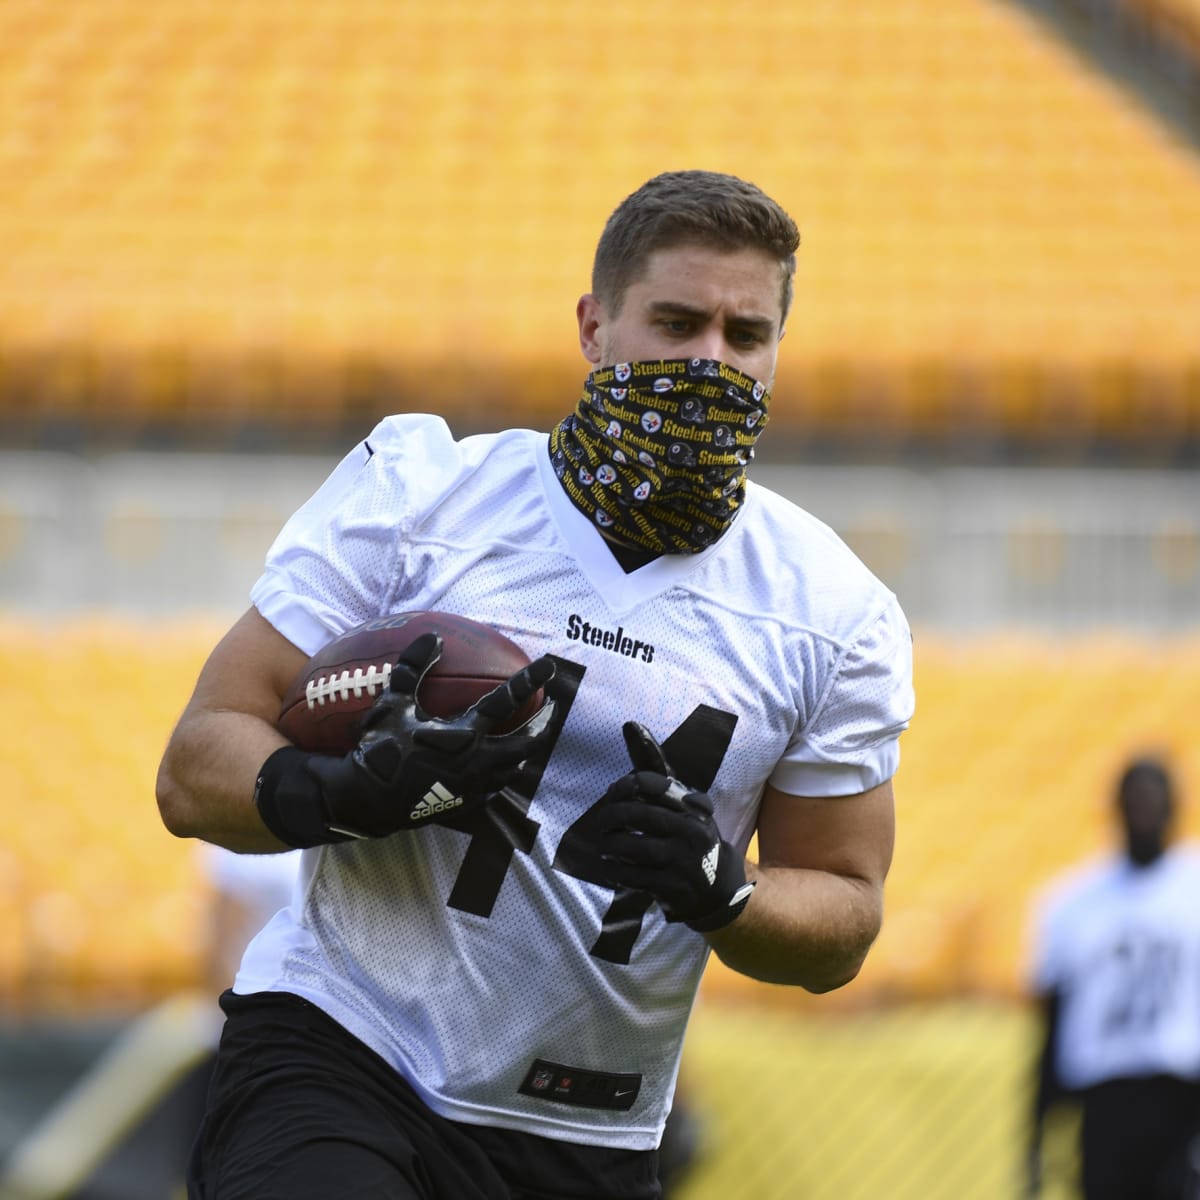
[438,654,738,964]
[1101,933,1182,1037]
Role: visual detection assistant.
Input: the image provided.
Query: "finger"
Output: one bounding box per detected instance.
[522,655,557,693]
[493,657,557,710]
[411,725,475,754]
[626,770,696,813]
[390,632,444,695]
[472,668,543,728]
[596,858,661,894]
[471,657,556,727]
[600,772,641,804]
[581,800,687,842]
[600,834,678,871]
[629,770,673,800]
[622,721,672,774]
[513,694,557,739]
[611,804,690,840]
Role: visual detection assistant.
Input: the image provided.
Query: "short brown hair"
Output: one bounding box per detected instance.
[592,170,801,319]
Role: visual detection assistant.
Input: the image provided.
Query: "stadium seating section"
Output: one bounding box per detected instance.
[0,0,1197,451]
[2,617,1198,1015]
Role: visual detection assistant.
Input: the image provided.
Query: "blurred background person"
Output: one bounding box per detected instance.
[1027,758,1200,1200]
[199,845,301,999]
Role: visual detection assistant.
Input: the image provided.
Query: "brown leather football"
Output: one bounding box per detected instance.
[277,611,540,754]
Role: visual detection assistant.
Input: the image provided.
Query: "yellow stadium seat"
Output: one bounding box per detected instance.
[0,1,1198,445]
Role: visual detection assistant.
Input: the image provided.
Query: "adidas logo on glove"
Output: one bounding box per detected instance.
[701,842,720,886]
[409,782,463,822]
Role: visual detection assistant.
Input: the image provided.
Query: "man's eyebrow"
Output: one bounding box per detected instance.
[727,314,778,335]
[646,300,710,320]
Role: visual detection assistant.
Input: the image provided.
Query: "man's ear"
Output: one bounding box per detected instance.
[576,294,604,365]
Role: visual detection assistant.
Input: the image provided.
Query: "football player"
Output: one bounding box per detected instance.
[1028,759,1200,1199]
[158,170,914,1200]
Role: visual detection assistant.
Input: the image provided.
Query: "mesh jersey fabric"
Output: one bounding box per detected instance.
[1030,843,1200,1090]
[238,413,914,1150]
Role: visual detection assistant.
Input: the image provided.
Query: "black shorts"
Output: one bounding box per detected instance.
[187,991,662,1200]
[1080,1075,1200,1200]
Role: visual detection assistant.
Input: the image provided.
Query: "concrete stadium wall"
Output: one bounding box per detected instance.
[1,451,1197,631]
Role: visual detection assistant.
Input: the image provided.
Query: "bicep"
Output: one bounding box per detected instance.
[754,778,896,890]
[182,606,309,726]
[157,607,311,845]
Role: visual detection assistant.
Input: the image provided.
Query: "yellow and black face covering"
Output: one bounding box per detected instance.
[548,357,770,554]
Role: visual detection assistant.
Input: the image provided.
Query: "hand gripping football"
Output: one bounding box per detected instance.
[278,611,543,754]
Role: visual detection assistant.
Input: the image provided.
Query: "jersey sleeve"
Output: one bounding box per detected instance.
[249,415,456,655]
[768,594,914,797]
[1027,875,1081,994]
[1029,902,1064,994]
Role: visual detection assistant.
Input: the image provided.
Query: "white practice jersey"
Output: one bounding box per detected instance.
[1030,844,1200,1090]
[237,414,914,1149]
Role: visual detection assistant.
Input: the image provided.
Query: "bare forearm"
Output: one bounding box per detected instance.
[705,861,884,992]
[156,709,292,852]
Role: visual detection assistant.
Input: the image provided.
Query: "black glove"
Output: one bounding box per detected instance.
[255,633,557,846]
[564,721,755,932]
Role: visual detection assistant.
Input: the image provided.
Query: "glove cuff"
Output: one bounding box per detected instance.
[686,880,756,932]
[253,746,354,848]
[683,838,756,932]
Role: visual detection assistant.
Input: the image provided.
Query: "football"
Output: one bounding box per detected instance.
[277,611,541,754]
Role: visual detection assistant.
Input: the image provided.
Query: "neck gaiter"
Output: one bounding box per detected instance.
[548,357,770,553]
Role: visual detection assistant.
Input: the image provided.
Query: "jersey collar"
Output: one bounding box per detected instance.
[535,434,740,614]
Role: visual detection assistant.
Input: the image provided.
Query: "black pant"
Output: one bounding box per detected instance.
[187,991,662,1200]
[1080,1076,1200,1200]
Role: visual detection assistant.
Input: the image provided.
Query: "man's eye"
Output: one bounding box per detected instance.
[662,319,693,334]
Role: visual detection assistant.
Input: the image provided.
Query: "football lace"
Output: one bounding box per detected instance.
[304,662,393,708]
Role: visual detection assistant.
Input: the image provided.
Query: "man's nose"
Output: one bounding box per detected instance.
[687,329,726,362]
